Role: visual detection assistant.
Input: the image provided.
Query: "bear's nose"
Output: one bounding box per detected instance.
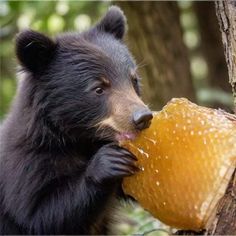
[133,109,153,130]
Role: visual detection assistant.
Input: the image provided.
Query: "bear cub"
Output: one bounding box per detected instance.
[0,6,152,234]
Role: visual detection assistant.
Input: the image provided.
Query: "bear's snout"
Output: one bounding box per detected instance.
[132,108,153,130]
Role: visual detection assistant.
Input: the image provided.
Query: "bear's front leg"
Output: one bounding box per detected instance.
[10,144,137,235]
[86,143,139,185]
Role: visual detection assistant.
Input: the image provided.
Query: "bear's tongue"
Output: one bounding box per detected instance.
[116,132,137,142]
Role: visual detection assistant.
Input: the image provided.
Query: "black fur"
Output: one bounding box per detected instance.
[16,30,57,74]
[96,6,126,40]
[0,6,146,235]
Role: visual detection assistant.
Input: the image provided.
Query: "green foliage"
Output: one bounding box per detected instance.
[117,203,172,235]
[0,0,109,119]
[0,76,16,118]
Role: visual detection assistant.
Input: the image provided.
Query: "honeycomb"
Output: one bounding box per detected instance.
[122,98,236,230]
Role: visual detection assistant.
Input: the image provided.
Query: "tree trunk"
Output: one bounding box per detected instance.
[216,1,236,106]
[194,2,230,93]
[117,2,196,110]
[178,1,236,235]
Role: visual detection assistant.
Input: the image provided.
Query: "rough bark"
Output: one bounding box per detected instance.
[117,2,196,110]
[216,1,236,106]
[194,2,230,93]
[178,1,236,235]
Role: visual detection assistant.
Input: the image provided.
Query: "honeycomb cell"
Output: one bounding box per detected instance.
[121,98,236,230]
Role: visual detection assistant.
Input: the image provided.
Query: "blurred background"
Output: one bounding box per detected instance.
[0,1,234,235]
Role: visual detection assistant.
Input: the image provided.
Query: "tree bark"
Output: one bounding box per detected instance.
[117,2,196,110]
[194,2,230,93]
[216,1,236,105]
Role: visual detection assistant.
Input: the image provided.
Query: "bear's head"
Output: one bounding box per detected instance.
[15,6,153,146]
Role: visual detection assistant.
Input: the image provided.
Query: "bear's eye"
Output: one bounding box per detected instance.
[132,77,138,85]
[95,87,104,95]
[131,75,139,87]
[130,70,139,86]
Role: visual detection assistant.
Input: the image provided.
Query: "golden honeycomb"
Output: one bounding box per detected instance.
[122,98,236,230]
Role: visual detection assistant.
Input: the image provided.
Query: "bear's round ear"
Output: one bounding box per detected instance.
[96,6,127,40]
[16,30,57,74]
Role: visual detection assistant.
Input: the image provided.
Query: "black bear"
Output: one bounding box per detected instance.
[0,6,153,234]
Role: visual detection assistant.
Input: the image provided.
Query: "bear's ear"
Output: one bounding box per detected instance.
[96,6,126,40]
[16,30,57,74]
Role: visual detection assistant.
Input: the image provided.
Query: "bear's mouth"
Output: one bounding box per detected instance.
[95,123,138,143]
[115,132,137,142]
